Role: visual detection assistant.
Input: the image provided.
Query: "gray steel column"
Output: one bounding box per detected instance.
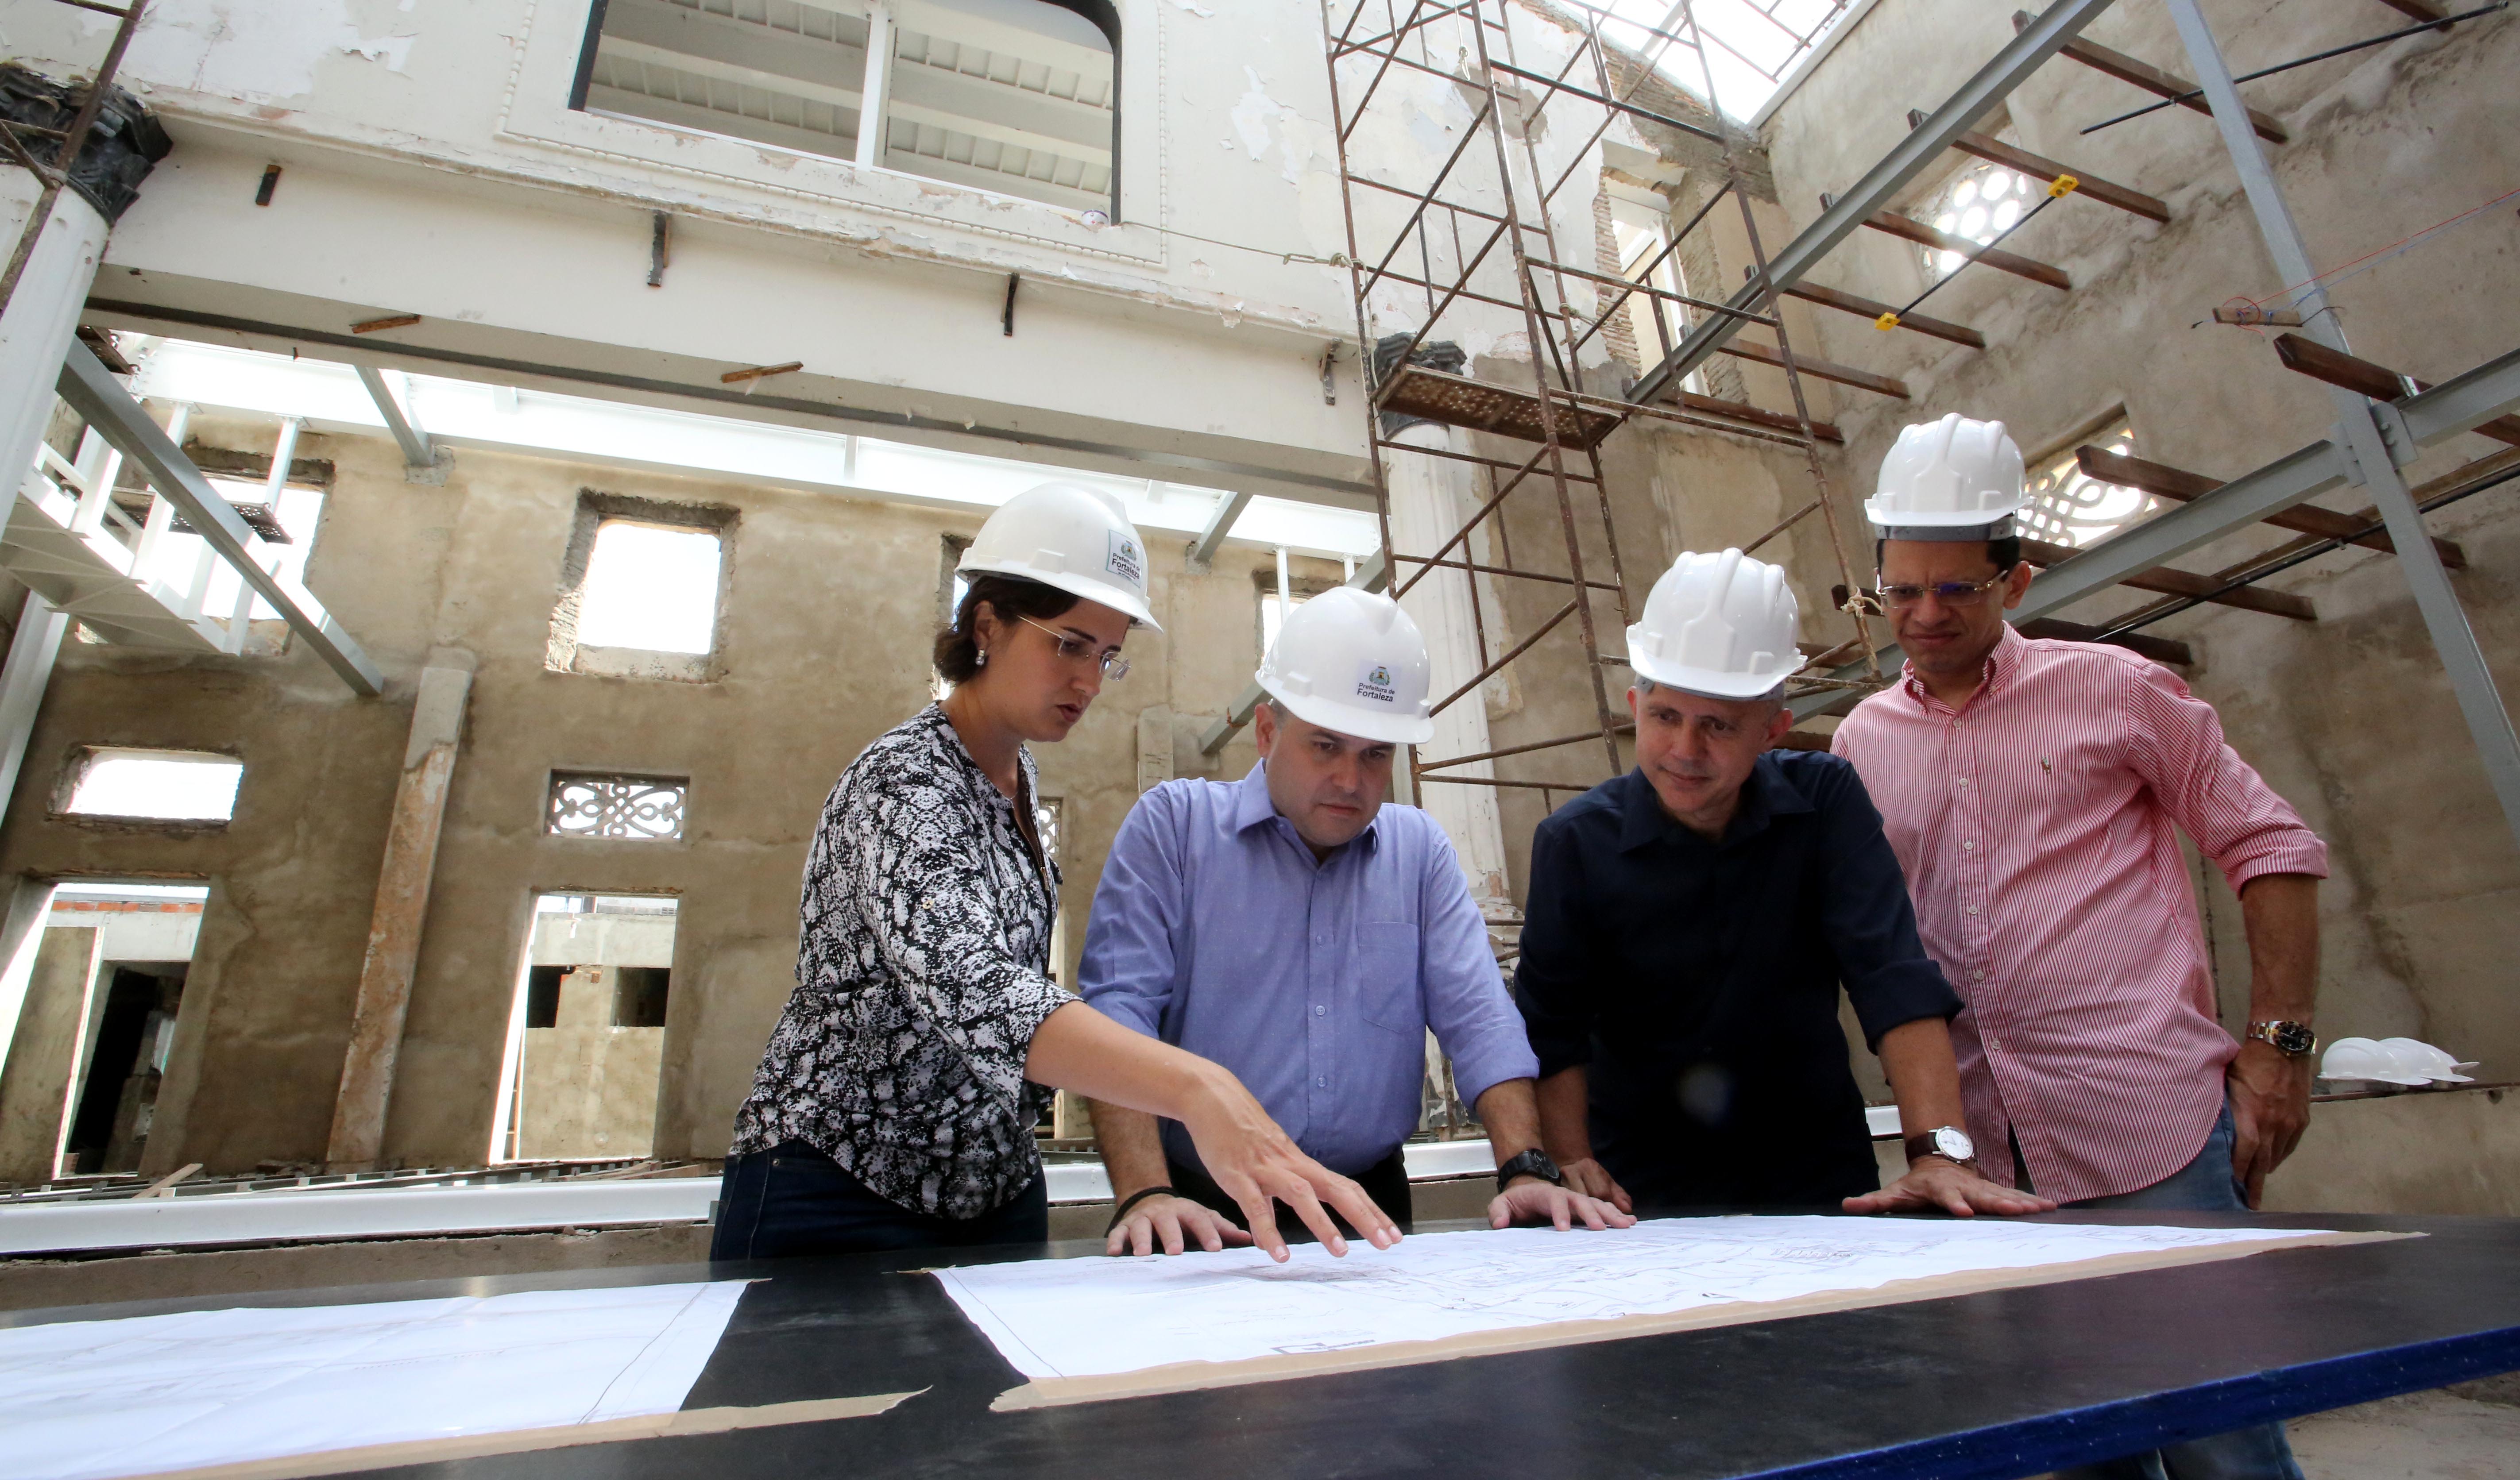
[2164,0,2520,852]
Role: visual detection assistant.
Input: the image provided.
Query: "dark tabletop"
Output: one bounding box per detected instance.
[10,1210,2519,1480]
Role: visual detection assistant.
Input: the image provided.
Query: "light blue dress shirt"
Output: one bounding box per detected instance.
[1078,763,1540,1177]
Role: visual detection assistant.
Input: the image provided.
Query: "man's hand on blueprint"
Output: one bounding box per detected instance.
[1487,1179,1638,1232]
[1106,1195,1254,1257]
[1843,1160,2058,1218]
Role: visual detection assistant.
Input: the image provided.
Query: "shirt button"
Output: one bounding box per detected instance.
[1967,904,1980,916]
[1971,969,1987,981]
[1963,840,1977,852]
[1957,777,1970,788]
[1315,1076,1328,1088]
[1314,1005,1326,1017]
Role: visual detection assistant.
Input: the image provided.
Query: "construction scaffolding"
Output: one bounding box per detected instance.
[1322,0,1888,816]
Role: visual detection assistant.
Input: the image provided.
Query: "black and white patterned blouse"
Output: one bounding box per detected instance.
[729,704,1069,1218]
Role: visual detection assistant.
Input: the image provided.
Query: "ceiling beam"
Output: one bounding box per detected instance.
[1188,489,1254,567]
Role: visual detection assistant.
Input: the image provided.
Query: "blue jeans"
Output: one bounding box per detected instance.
[2017,1102,2306,1480]
[710,1138,1048,1261]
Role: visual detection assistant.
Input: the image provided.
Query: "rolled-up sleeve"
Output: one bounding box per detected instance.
[1076,783,1186,1040]
[1813,762,1963,1050]
[1415,824,1539,1106]
[837,776,1070,1113]
[2122,660,2329,890]
[1510,816,1597,1078]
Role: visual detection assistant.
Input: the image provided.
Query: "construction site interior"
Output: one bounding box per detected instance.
[0,0,2516,1463]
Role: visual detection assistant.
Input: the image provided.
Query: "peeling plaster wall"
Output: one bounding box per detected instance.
[0,420,1316,1174]
[1750,0,2520,1080]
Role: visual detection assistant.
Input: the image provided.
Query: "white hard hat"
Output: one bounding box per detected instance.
[1865,412,2029,538]
[2379,1037,2477,1084]
[2318,1037,2432,1086]
[1623,548,1803,700]
[958,481,1162,630]
[1255,585,1434,745]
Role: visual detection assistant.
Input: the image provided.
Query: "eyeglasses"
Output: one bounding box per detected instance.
[1018,613,1130,679]
[1873,574,2011,609]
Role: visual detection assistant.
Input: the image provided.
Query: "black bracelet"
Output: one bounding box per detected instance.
[1105,1184,1177,1235]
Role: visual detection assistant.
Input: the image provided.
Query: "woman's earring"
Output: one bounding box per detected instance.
[976,648,989,667]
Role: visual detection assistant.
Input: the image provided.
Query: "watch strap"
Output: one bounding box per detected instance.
[1496,1149,1563,1191]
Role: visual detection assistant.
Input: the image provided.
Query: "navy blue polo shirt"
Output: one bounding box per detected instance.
[1513,749,1960,1212]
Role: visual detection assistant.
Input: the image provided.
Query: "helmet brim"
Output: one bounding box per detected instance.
[1626,651,1795,701]
[955,556,1163,631]
[1256,676,1435,746]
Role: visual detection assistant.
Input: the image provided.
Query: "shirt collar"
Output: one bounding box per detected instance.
[1901,622,2027,713]
[1615,754,1815,852]
[1235,761,1384,854]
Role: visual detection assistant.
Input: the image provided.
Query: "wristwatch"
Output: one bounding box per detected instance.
[1496,1148,1564,1191]
[2247,1020,2319,1058]
[1902,1125,1978,1171]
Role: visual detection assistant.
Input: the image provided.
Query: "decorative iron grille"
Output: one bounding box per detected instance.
[547,773,688,840]
[2019,422,2154,548]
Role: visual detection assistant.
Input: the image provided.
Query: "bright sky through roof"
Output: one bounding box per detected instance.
[1595,0,1855,122]
[576,523,723,654]
[66,753,243,821]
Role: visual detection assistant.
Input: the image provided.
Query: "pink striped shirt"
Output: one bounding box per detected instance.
[1832,625,2328,1202]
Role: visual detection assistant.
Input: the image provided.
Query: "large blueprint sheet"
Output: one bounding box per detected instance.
[936,1216,2370,1406]
[0,1281,748,1480]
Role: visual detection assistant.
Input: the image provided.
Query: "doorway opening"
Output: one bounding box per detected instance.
[488,893,677,1164]
[0,880,208,1183]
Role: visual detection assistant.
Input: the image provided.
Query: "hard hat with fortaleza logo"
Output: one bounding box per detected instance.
[1255,586,1435,745]
[1624,548,1804,700]
[1864,412,2029,539]
[956,482,1163,630]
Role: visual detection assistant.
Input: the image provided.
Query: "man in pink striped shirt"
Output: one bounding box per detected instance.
[1833,415,2326,1480]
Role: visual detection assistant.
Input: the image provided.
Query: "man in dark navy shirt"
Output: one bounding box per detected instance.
[1514,549,2052,1218]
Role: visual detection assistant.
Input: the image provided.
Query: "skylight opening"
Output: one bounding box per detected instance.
[1593,0,1861,122]
[62,750,244,822]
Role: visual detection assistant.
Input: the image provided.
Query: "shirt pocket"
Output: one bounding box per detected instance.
[1355,921,1425,1037]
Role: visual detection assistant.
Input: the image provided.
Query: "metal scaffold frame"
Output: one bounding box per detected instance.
[1320,0,1884,810]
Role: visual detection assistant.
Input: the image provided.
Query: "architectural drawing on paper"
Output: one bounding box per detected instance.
[935,1216,2374,1400]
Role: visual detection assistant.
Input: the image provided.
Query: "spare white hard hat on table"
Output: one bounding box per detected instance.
[957,481,1163,630]
[2379,1037,2477,1083]
[1865,412,2030,540]
[1624,548,1804,700]
[2318,1036,2435,1086]
[1255,586,1434,744]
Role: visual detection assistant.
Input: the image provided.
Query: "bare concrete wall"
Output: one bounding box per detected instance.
[0,405,1320,1175]
[0,925,101,1182]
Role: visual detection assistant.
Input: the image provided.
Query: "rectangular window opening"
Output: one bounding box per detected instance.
[491,893,679,1164]
[549,490,735,682]
[572,0,1119,217]
[58,749,243,824]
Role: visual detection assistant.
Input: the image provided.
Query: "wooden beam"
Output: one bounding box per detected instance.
[2273,333,2520,447]
[1907,112,2170,223]
[2078,444,2466,567]
[1782,282,1986,348]
[2015,616,2194,665]
[1863,211,2072,290]
[2370,0,2453,26]
[2019,537,2317,619]
[2014,10,2289,143]
[1670,389,1844,443]
[1716,337,1910,399]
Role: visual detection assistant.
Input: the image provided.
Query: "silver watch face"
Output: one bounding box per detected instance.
[1930,1126,1975,1162]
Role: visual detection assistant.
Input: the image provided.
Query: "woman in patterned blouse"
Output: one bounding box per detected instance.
[717,484,1395,1263]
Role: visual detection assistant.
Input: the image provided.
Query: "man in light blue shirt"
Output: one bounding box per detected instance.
[1082,588,1631,1254]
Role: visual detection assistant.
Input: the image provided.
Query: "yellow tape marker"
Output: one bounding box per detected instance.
[1875,311,1900,331]
[2048,174,2080,198]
